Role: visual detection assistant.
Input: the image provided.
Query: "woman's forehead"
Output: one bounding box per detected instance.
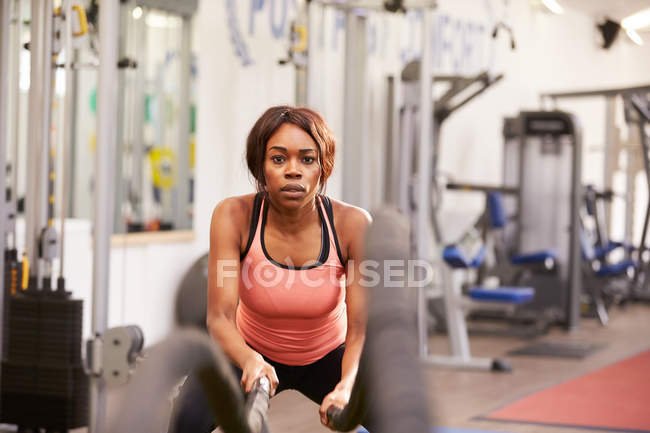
[266,123,317,151]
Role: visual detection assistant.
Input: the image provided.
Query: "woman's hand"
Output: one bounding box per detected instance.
[319,382,352,430]
[241,352,279,397]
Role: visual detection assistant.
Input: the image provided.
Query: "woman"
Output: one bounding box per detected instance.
[170,106,372,432]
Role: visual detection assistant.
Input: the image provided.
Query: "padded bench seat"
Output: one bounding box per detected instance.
[469,287,535,303]
[511,250,556,265]
[443,245,487,269]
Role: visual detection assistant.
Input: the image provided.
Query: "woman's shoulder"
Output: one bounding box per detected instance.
[211,193,259,229]
[326,197,372,238]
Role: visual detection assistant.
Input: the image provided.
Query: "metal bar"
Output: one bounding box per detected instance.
[10,0,21,247]
[342,11,369,208]
[435,72,490,107]
[174,16,192,230]
[59,0,74,278]
[25,0,45,284]
[0,0,13,371]
[131,10,146,227]
[384,76,396,205]
[514,115,525,252]
[315,0,436,10]
[416,9,433,359]
[68,46,79,217]
[630,94,650,122]
[603,97,616,241]
[389,74,403,207]
[446,182,518,195]
[437,74,503,121]
[90,0,120,430]
[39,0,54,283]
[541,84,650,100]
[135,0,198,17]
[430,115,443,243]
[398,85,415,216]
[294,0,309,106]
[113,3,128,234]
[305,0,319,108]
[630,96,650,256]
[567,113,583,330]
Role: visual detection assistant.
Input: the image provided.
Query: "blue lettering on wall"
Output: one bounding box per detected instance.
[368,21,377,55]
[270,0,289,39]
[428,13,488,75]
[250,0,264,35]
[400,10,422,64]
[332,11,345,51]
[227,0,254,67]
[438,14,453,69]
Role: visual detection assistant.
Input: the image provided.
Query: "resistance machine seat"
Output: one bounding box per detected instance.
[486,192,558,269]
[443,244,535,304]
[580,230,636,325]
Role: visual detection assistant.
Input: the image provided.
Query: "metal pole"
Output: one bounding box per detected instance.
[174,16,192,230]
[10,0,21,248]
[113,4,128,234]
[0,0,13,371]
[40,0,54,285]
[294,0,309,106]
[25,0,45,286]
[305,0,320,108]
[603,97,616,238]
[132,11,146,228]
[68,46,79,217]
[59,0,74,278]
[90,0,119,431]
[568,114,583,330]
[342,10,369,209]
[416,9,433,358]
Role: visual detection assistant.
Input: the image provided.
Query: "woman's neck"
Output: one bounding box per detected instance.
[266,194,320,235]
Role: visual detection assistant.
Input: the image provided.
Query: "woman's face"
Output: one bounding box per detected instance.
[264,123,321,207]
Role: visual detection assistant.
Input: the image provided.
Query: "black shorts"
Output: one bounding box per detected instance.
[168,344,373,432]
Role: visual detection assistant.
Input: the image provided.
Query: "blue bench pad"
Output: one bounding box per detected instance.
[595,259,636,277]
[511,250,556,265]
[443,245,487,269]
[469,287,535,303]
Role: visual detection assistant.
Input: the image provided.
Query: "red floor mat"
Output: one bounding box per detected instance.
[485,350,650,432]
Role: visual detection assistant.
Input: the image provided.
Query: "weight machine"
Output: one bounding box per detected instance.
[541,85,650,304]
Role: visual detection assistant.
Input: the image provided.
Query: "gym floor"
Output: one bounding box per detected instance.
[264,303,650,433]
[4,304,647,433]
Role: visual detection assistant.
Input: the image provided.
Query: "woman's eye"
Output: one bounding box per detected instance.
[303,156,315,164]
[271,156,285,163]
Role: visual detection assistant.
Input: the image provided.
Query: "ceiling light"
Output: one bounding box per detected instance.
[625,28,644,45]
[621,7,650,30]
[132,6,143,20]
[541,0,564,15]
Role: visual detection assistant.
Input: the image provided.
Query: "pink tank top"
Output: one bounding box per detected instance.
[236,194,347,366]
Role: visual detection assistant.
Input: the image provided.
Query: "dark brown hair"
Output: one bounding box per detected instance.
[246,105,335,194]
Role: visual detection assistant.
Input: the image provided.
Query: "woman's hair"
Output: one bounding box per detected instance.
[246,105,335,194]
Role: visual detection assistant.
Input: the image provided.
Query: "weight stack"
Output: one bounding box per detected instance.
[0,290,88,431]
[1,249,21,359]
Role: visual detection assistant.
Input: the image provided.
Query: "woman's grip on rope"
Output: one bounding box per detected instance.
[246,376,272,433]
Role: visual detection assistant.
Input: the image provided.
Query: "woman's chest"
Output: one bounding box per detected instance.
[264,226,324,267]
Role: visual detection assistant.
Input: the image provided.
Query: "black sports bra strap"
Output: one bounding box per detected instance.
[240,192,264,260]
[321,196,345,265]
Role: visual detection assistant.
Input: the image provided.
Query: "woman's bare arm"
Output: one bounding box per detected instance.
[206,197,279,394]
